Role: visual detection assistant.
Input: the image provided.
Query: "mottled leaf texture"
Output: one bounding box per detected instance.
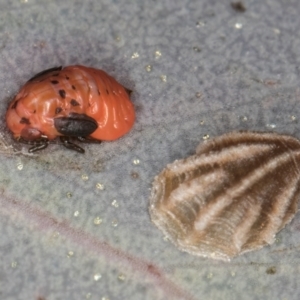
[149,131,300,261]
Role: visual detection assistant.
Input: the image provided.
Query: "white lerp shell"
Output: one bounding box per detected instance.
[149,131,300,261]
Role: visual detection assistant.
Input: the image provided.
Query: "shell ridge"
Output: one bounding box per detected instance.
[149,131,300,260]
[193,150,296,232]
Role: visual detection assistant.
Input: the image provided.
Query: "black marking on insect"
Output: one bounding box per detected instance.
[72,85,76,90]
[55,107,63,114]
[11,100,18,109]
[97,89,100,95]
[70,99,80,106]
[59,89,66,99]
[51,80,59,84]
[20,117,30,124]
[65,76,69,80]
[54,113,97,137]
[28,66,62,82]
[106,89,109,94]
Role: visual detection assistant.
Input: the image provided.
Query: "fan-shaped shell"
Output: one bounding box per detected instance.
[149,131,300,261]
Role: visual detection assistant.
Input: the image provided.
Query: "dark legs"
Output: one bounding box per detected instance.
[76,136,102,144]
[19,137,49,153]
[19,136,101,153]
[59,136,102,153]
[59,136,85,153]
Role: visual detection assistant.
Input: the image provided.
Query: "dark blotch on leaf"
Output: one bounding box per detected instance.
[231,1,246,12]
[266,266,276,275]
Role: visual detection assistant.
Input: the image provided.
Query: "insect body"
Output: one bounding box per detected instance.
[5,65,135,153]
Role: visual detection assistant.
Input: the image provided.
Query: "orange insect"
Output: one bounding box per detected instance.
[5,65,135,153]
